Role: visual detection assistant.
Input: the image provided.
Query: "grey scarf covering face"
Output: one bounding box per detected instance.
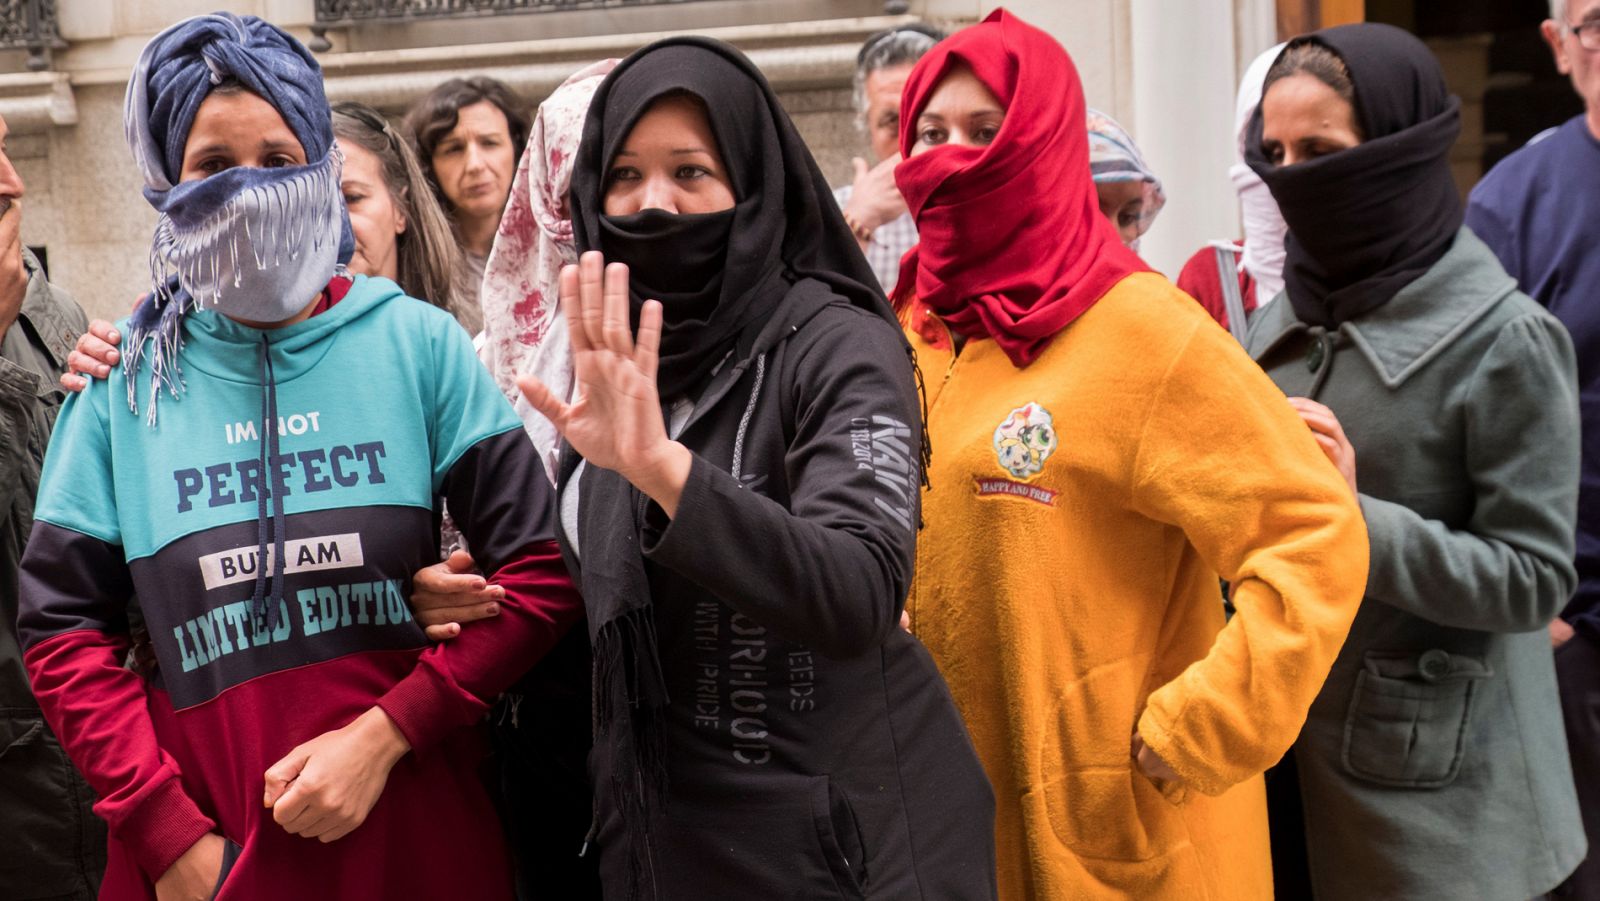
[121,12,352,424]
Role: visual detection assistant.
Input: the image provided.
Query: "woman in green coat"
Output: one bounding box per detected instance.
[1244,24,1586,900]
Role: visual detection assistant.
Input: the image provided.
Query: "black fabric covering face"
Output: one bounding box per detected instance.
[570,37,892,399]
[1245,22,1463,328]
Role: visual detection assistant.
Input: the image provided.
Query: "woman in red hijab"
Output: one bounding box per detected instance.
[893,10,1370,899]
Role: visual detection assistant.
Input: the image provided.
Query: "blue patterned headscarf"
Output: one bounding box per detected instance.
[1085,107,1166,246]
[122,12,352,424]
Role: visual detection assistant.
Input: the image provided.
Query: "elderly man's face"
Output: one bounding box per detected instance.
[1545,0,1600,118]
[863,63,914,163]
[0,114,23,217]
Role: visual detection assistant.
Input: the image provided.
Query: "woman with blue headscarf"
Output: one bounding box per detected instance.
[1085,108,1166,251]
[15,14,582,900]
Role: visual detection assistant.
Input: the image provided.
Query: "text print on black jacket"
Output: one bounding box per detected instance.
[563,282,999,901]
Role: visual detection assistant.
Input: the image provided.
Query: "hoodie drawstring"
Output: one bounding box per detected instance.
[249,333,286,631]
[730,353,766,482]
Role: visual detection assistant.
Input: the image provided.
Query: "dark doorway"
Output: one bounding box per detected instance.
[1368,0,1584,190]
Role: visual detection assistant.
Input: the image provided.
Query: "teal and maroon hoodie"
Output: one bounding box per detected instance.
[17,275,581,900]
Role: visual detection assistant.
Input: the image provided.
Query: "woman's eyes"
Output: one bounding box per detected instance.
[343,191,366,205]
[197,156,297,175]
[917,127,948,146]
[1301,141,1342,162]
[605,166,714,185]
[975,125,1000,145]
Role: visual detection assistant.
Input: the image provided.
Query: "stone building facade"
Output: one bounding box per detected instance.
[6,0,1296,320]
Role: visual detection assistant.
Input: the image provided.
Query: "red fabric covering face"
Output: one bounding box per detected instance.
[892,8,1147,368]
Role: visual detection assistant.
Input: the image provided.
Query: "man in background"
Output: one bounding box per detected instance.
[0,113,104,898]
[1466,1,1600,894]
[834,23,943,293]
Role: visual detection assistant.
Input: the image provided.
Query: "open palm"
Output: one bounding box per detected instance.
[519,251,677,489]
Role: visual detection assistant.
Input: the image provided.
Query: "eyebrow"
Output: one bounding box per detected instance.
[186,143,233,158]
[187,138,301,158]
[612,148,714,157]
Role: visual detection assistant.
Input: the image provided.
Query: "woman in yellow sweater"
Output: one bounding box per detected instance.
[890,11,1370,899]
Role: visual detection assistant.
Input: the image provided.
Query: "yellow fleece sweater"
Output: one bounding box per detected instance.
[907,273,1368,900]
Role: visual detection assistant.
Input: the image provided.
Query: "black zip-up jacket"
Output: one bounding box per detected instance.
[562,282,997,900]
[0,251,105,899]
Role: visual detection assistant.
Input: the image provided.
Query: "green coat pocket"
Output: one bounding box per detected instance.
[1341,650,1492,788]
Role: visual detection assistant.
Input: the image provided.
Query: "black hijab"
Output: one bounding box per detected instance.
[565,37,906,898]
[1245,23,1462,329]
[570,37,890,398]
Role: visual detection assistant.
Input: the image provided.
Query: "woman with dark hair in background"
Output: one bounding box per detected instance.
[1245,25,1586,899]
[406,76,530,331]
[332,102,467,328]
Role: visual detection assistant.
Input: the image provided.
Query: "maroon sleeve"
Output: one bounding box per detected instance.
[377,426,583,752]
[377,540,582,752]
[19,524,216,881]
[1176,246,1231,328]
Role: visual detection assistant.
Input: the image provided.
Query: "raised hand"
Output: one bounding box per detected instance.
[519,251,691,517]
[844,153,908,233]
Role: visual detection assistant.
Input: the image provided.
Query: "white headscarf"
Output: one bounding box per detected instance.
[1229,43,1289,304]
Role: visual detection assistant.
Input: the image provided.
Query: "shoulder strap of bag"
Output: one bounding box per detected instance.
[1212,244,1250,345]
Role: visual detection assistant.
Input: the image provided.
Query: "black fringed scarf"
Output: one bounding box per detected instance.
[564,36,927,899]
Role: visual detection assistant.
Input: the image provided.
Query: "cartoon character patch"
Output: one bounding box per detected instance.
[992,402,1058,481]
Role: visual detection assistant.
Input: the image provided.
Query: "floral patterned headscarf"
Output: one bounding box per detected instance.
[477,59,618,483]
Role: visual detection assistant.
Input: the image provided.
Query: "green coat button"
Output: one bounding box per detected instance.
[1418,648,1451,682]
[1307,339,1326,372]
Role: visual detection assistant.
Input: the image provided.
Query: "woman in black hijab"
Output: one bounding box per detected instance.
[1242,24,1586,899]
[519,37,997,900]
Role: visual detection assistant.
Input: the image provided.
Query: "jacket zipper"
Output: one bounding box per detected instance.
[910,317,963,637]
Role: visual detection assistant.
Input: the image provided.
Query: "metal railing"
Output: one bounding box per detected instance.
[0,0,64,71]
[310,0,909,51]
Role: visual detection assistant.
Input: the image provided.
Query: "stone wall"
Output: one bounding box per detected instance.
[8,5,900,321]
[7,0,1276,318]
[16,81,154,321]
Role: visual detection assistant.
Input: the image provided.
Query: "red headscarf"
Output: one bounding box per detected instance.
[893,8,1147,367]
